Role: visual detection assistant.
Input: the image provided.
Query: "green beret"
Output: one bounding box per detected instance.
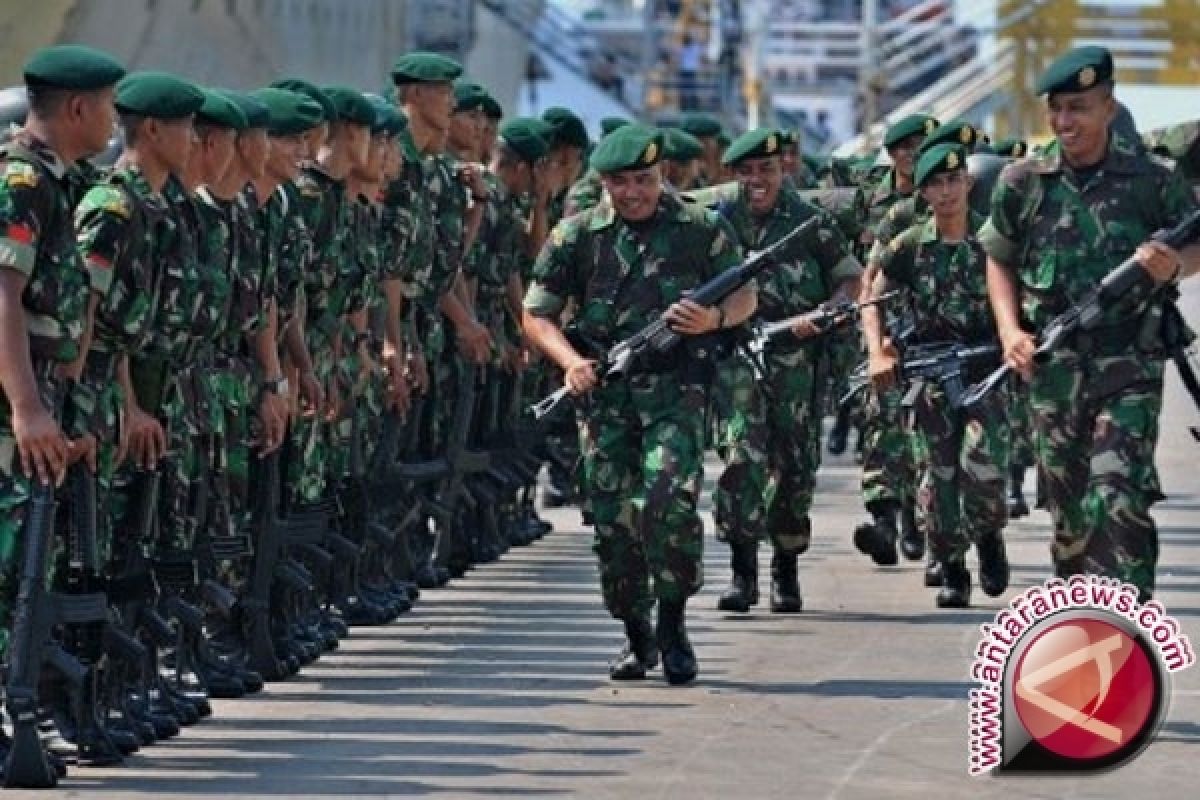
[884,114,938,148]
[481,94,503,120]
[499,117,550,162]
[392,51,463,85]
[542,106,589,149]
[914,143,968,188]
[678,112,722,138]
[23,44,125,90]
[589,124,663,174]
[722,127,785,166]
[249,88,324,136]
[367,95,407,136]
[321,86,376,126]
[601,117,630,137]
[115,71,205,119]
[919,119,978,154]
[196,89,248,130]
[1035,45,1114,96]
[662,128,703,162]
[453,79,490,113]
[269,78,335,124]
[218,90,269,129]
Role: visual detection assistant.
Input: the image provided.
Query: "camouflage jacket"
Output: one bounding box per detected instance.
[267,181,311,331]
[565,168,604,216]
[863,170,914,250]
[196,187,261,359]
[0,134,90,368]
[979,133,1198,331]
[525,190,742,347]
[428,152,467,296]
[875,211,993,344]
[687,180,861,322]
[294,164,350,346]
[145,175,206,360]
[382,130,438,312]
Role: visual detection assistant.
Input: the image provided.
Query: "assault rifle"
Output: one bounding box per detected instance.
[4,389,106,788]
[962,207,1200,407]
[531,215,821,419]
[902,342,1002,410]
[745,290,899,359]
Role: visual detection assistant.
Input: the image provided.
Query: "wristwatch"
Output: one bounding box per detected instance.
[263,376,289,399]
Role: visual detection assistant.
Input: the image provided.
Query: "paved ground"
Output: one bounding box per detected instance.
[28,283,1200,799]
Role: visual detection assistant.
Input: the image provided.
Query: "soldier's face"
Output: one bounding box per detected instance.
[1047,86,1115,167]
[152,115,196,175]
[267,133,302,181]
[602,166,662,222]
[201,127,237,184]
[414,82,454,135]
[381,136,401,181]
[733,155,783,215]
[919,168,971,218]
[302,124,327,161]
[73,87,117,156]
[238,128,270,180]
[449,108,484,156]
[888,134,923,178]
[342,123,371,171]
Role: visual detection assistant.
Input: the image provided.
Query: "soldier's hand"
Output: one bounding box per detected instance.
[564,358,598,395]
[385,354,412,415]
[410,352,430,394]
[664,299,720,336]
[458,163,488,200]
[257,393,287,454]
[66,433,98,473]
[11,403,68,485]
[126,407,166,469]
[324,379,342,422]
[1135,240,1183,284]
[1000,327,1037,382]
[868,342,899,390]
[457,321,493,365]
[790,313,824,339]
[298,369,324,417]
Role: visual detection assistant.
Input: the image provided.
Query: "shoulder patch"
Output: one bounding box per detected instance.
[82,185,132,219]
[5,162,38,189]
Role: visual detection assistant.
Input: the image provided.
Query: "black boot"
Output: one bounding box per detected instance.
[1007,466,1030,519]
[656,601,697,686]
[936,562,971,608]
[769,550,802,613]
[716,541,759,613]
[827,405,851,455]
[924,558,944,587]
[609,615,659,681]
[854,505,898,566]
[976,531,1010,598]
[898,505,924,561]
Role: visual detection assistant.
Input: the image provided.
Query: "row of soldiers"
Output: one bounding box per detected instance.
[0,41,640,786]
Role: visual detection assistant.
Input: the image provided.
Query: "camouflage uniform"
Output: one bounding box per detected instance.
[74,166,171,565]
[979,134,1198,597]
[0,135,91,657]
[696,182,861,555]
[876,213,1010,568]
[524,192,742,618]
[565,168,604,216]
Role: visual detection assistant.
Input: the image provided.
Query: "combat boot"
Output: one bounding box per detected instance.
[936,562,971,608]
[769,550,803,613]
[976,531,1010,597]
[1007,465,1030,519]
[609,615,659,680]
[716,541,759,613]
[924,558,944,587]
[656,601,698,686]
[854,506,898,566]
[899,505,924,561]
[827,402,852,456]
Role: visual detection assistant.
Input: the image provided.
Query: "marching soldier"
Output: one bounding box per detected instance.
[523,125,754,685]
[862,144,1011,607]
[980,46,1200,601]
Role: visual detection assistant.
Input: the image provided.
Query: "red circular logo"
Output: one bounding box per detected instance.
[1012,617,1158,762]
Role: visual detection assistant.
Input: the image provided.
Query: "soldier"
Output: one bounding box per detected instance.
[678,111,723,187]
[661,127,704,191]
[0,43,124,777]
[846,115,937,563]
[524,125,754,685]
[694,128,862,614]
[980,46,1200,601]
[863,144,1011,607]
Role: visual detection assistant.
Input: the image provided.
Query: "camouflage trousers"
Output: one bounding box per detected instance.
[581,372,708,619]
[287,346,335,505]
[1009,377,1036,471]
[824,327,864,416]
[861,383,916,513]
[907,380,1010,566]
[0,433,36,660]
[1030,351,1165,597]
[715,352,823,555]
